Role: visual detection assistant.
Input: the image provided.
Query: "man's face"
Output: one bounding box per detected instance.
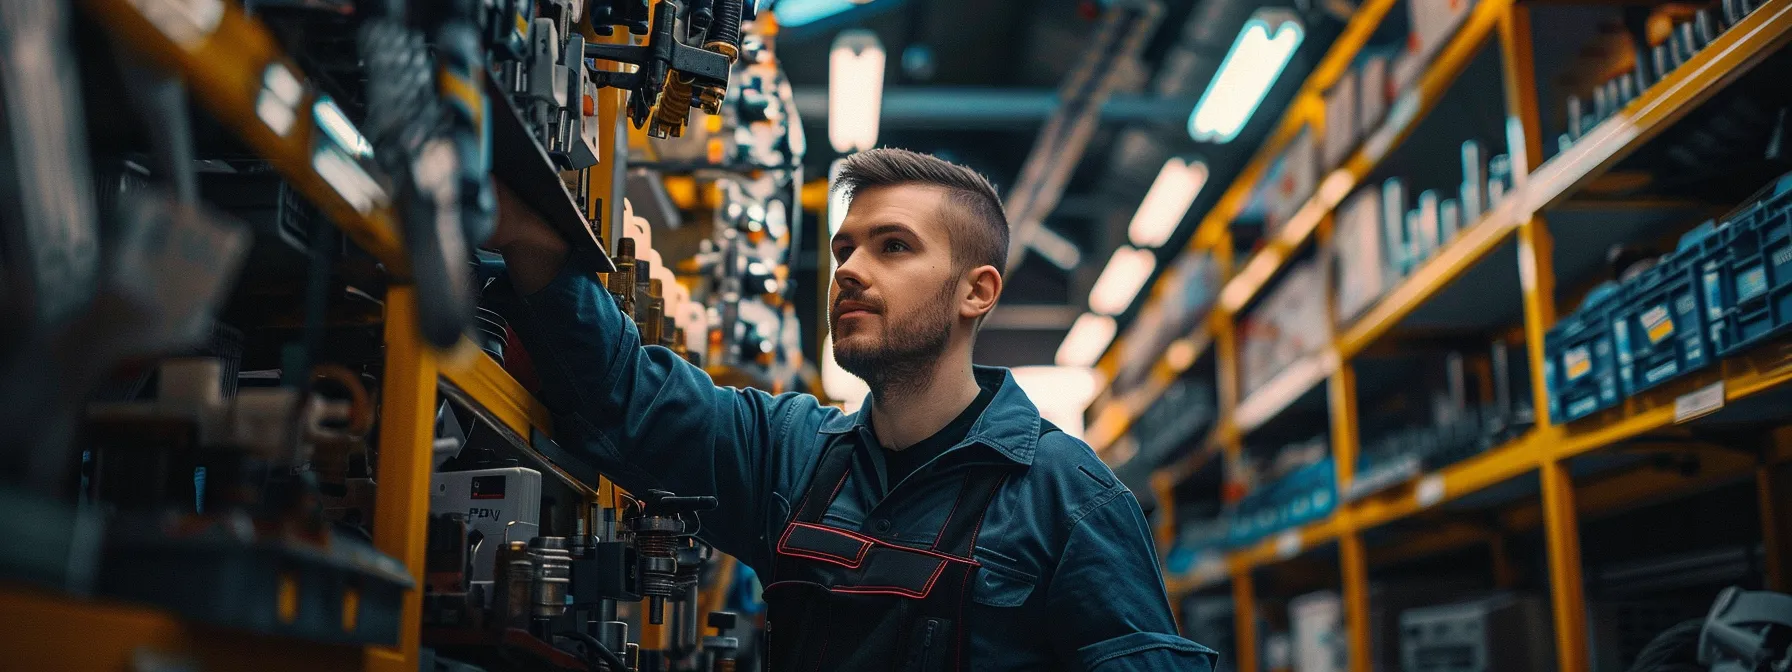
[828,185,962,382]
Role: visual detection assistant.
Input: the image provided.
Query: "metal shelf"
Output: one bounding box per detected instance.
[486,77,616,274]
[1088,0,1402,413]
[85,0,406,272]
[1089,327,1214,456]
[1216,0,1508,314]
[438,341,555,440]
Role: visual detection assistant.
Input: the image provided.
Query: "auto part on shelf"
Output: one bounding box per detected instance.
[626,489,716,625]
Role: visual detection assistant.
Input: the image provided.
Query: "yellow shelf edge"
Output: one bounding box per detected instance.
[1522,0,1792,215]
[1336,204,1524,358]
[1216,0,1508,314]
[1094,0,1402,392]
[438,340,555,439]
[1089,327,1216,454]
[1234,349,1335,434]
[85,0,406,273]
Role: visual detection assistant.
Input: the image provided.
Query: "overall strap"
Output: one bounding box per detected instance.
[929,469,1009,558]
[792,438,858,524]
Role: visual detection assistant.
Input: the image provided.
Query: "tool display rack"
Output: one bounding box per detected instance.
[0,1,650,670]
[1080,1,1792,670]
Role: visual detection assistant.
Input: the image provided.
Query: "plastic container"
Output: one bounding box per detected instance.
[1709,174,1792,357]
[1612,229,1714,396]
[1545,283,1623,423]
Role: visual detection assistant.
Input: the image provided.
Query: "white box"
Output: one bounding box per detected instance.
[1460,140,1486,222]
[431,466,544,582]
[1334,189,1385,320]
[1440,198,1462,242]
[1290,591,1346,672]
[1381,178,1408,280]
[1323,70,1359,169]
[1266,128,1320,238]
[1360,56,1389,130]
[1417,190,1442,261]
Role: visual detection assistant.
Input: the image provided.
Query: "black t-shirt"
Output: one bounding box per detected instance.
[880,383,998,491]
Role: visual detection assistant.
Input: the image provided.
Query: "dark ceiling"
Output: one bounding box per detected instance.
[770,0,1349,368]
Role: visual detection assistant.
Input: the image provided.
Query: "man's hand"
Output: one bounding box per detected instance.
[489,180,571,294]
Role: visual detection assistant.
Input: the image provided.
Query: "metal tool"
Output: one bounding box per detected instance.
[583,0,741,138]
[626,489,716,625]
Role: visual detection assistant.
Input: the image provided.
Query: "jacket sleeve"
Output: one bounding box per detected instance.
[500,262,828,567]
[1048,490,1218,671]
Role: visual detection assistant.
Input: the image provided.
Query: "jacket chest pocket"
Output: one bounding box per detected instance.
[972,551,1038,608]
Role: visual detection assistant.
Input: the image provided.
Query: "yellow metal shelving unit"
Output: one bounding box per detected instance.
[8,2,614,669]
[1092,1,1792,671]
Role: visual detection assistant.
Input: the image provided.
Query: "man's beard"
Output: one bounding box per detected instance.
[832,279,956,401]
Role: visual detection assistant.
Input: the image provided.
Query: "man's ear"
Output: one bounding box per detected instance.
[960,265,1002,320]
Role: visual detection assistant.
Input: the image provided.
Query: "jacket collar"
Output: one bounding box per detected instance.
[818,365,1042,466]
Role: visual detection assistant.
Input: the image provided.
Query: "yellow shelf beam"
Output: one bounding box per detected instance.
[83,0,406,273]
[438,343,556,439]
[1522,0,1792,215]
[1234,349,1334,434]
[1089,1,1397,414]
[0,586,366,672]
[1215,0,1510,314]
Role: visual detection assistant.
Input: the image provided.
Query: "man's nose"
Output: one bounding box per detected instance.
[834,256,869,291]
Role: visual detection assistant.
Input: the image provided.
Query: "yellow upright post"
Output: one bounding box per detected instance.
[1232,564,1258,672]
[365,286,440,672]
[1329,363,1371,672]
[1501,6,1588,670]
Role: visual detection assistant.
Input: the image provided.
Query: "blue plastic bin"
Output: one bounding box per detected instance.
[1546,283,1623,422]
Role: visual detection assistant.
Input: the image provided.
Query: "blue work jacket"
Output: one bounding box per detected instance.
[502,263,1217,671]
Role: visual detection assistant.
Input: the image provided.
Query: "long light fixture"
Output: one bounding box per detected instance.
[829,30,885,153]
[1056,313,1118,368]
[1128,158,1209,247]
[775,0,875,27]
[1088,246,1157,316]
[1187,10,1304,143]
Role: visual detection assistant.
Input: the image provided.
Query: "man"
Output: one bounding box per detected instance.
[489,148,1214,670]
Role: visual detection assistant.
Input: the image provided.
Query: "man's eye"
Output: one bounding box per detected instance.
[884,240,910,253]
[835,246,853,261]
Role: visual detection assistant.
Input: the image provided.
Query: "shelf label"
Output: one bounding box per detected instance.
[1416,475,1446,508]
[1275,531,1302,559]
[1674,381,1725,423]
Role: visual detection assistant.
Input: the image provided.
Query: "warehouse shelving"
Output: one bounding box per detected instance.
[29,3,621,670]
[1088,1,1792,671]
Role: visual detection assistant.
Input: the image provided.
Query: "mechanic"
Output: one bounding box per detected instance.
[488,147,1216,671]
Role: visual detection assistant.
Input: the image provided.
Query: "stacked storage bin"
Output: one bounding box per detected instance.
[1545,282,1624,422]
[1706,174,1792,357]
[1612,224,1716,396]
[1546,171,1792,423]
[1225,455,1337,548]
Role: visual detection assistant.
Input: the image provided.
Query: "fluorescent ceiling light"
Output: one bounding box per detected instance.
[1088,246,1157,316]
[829,30,884,153]
[775,0,875,27]
[1128,158,1209,247]
[1187,11,1304,143]
[1056,313,1117,368]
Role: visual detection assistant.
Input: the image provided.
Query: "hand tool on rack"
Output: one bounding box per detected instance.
[583,0,743,138]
